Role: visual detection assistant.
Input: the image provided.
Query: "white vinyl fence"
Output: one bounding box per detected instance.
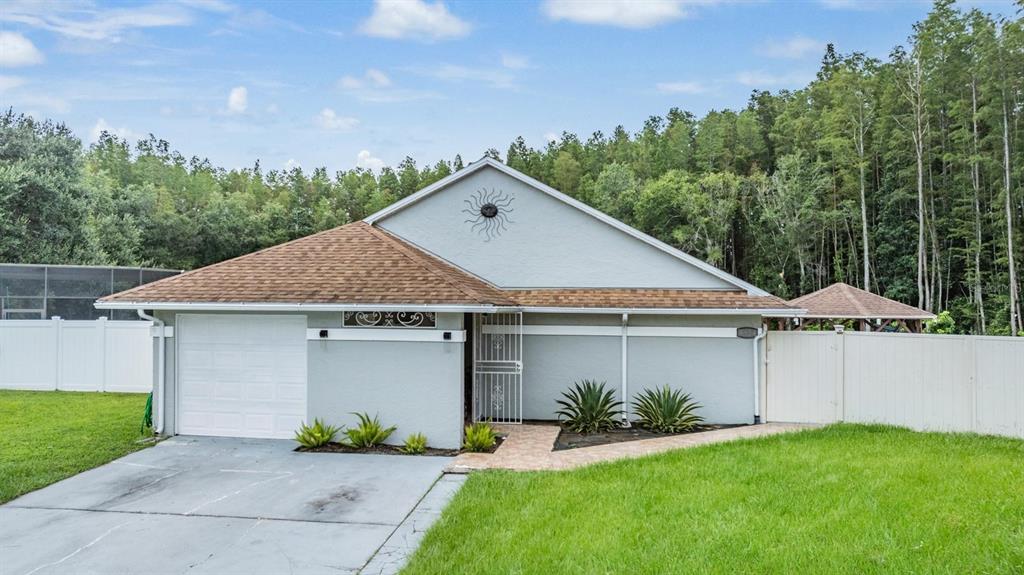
[0,318,153,393]
[765,330,1024,438]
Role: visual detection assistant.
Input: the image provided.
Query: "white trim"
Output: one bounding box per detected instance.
[150,325,174,337]
[307,328,466,342]
[628,326,739,338]
[621,313,629,422]
[519,306,804,316]
[97,300,803,317]
[96,301,498,313]
[799,314,936,320]
[363,157,771,296]
[484,324,620,336]
[483,324,741,338]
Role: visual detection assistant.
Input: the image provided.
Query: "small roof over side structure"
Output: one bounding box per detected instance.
[785,282,935,333]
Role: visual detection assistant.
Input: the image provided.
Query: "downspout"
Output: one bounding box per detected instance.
[753,324,767,424]
[137,309,166,435]
[621,312,629,426]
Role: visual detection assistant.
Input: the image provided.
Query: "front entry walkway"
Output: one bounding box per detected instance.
[447,422,816,472]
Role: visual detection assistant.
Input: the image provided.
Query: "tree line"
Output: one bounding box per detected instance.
[0,1,1020,334]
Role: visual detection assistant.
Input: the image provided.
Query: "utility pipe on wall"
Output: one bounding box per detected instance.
[621,312,629,424]
[137,309,166,434]
[752,325,767,424]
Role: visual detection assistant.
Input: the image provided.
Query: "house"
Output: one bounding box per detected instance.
[97,158,800,449]
[782,282,936,333]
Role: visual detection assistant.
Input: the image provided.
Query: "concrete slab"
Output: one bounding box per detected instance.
[1,436,459,575]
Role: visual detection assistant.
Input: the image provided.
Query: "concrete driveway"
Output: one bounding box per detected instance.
[0,437,462,575]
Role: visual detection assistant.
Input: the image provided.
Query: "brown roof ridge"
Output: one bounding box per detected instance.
[360,223,509,305]
[97,222,355,302]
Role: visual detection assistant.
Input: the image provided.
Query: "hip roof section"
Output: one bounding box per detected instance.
[789,282,935,320]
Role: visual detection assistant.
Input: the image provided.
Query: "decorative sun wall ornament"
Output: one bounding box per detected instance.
[462,188,514,241]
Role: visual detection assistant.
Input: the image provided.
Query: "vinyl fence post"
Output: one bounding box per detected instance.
[97,317,108,392]
[835,329,846,422]
[969,336,978,433]
[52,316,63,391]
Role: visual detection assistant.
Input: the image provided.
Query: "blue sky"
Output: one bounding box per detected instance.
[0,0,1017,173]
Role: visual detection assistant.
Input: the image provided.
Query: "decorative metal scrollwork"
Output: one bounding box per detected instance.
[463,188,514,241]
[342,311,436,328]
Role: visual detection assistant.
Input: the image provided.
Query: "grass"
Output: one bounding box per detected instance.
[0,390,150,503]
[404,424,1024,574]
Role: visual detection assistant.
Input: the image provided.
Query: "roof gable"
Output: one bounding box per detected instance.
[368,158,769,295]
[789,283,935,320]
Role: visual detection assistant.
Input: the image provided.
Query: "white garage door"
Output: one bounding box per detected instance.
[177,314,307,439]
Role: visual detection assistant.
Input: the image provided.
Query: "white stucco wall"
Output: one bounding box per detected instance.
[520,313,759,424]
[376,165,734,290]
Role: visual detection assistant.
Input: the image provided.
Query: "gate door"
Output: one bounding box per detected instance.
[472,312,523,423]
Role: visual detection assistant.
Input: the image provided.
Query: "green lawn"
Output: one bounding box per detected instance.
[0,390,150,503]
[404,425,1024,574]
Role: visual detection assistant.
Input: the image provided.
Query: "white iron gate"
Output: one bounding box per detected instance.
[473,312,523,423]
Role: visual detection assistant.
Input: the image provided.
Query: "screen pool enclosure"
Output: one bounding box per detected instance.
[0,264,181,320]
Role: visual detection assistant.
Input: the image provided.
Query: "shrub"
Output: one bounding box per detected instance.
[632,385,704,433]
[402,433,428,455]
[555,379,623,433]
[463,422,497,452]
[344,412,397,448]
[294,418,340,448]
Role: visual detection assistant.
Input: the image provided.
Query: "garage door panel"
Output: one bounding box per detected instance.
[178,315,307,439]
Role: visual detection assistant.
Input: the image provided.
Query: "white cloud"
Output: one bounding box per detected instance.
[227,86,248,113]
[315,108,359,131]
[735,70,813,88]
[762,35,825,59]
[544,132,561,144]
[284,158,301,170]
[89,118,139,143]
[338,68,441,103]
[364,68,392,87]
[425,63,517,90]
[356,149,386,171]
[339,68,392,90]
[0,32,44,67]
[0,2,193,42]
[501,52,530,70]
[656,81,705,94]
[542,0,713,29]
[0,75,26,92]
[359,0,471,41]
[819,0,879,10]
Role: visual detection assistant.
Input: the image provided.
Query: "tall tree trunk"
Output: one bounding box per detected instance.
[1002,97,1020,335]
[971,79,987,333]
[856,105,871,291]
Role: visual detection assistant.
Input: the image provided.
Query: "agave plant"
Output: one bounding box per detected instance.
[631,385,703,433]
[555,380,623,434]
[294,418,340,448]
[344,412,397,448]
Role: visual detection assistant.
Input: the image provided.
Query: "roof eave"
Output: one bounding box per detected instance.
[94,301,502,313]
[799,313,937,320]
[518,306,805,316]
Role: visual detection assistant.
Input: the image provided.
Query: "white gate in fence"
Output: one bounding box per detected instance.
[765,331,1024,438]
[0,318,153,393]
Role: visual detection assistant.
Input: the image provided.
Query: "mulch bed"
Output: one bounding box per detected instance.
[553,423,746,451]
[296,435,504,456]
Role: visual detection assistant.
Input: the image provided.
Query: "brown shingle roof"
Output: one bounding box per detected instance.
[512,289,792,310]
[99,222,794,312]
[788,282,935,319]
[100,222,515,306]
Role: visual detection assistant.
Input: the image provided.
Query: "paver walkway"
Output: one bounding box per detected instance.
[447,422,816,472]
